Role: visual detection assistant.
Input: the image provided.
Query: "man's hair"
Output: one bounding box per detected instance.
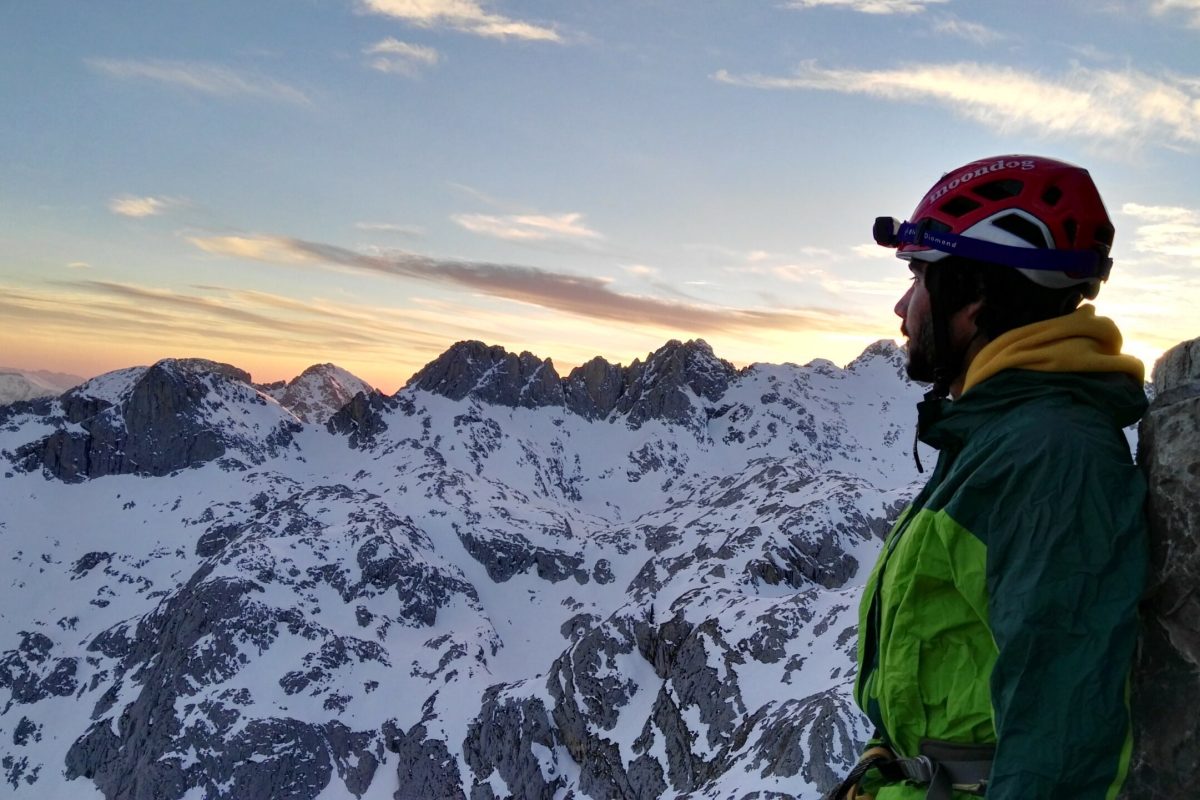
[927,257,1086,340]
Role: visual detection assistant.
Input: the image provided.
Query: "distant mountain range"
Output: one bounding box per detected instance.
[0,367,87,405]
[0,338,929,799]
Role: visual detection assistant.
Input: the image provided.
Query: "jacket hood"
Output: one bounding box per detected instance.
[962,305,1144,394]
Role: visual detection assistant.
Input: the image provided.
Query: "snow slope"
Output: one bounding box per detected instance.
[0,340,930,800]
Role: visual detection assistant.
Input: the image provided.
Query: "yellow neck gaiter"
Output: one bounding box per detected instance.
[962,305,1144,395]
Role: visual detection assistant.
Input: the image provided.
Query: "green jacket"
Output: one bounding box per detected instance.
[854,309,1148,800]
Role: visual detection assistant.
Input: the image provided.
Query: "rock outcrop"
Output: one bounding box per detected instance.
[264,363,374,424]
[406,341,565,409]
[409,338,737,431]
[1126,337,1200,798]
[13,358,297,482]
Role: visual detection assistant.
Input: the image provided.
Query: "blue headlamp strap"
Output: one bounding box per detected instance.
[873,217,1111,280]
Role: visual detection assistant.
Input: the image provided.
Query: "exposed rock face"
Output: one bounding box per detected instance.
[616,340,737,432]
[326,391,407,448]
[407,341,565,409]
[410,338,736,431]
[1126,337,1200,799]
[564,357,625,420]
[12,359,297,482]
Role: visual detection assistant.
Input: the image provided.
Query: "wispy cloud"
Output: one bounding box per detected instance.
[364,37,440,76]
[0,279,463,383]
[187,235,318,263]
[1151,0,1200,27]
[712,61,1200,150]
[1122,202,1200,260]
[354,221,425,236]
[67,261,92,270]
[622,264,659,277]
[87,58,311,105]
[185,233,860,335]
[452,212,603,242]
[358,0,561,42]
[108,195,180,218]
[932,17,1005,44]
[783,0,948,13]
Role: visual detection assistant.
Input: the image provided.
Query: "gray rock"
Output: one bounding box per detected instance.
[326,391,408,449]
[16,359,296,482]
[386,720,466,800]
[407,341,565,409]
[457,528,587,584]
[0,632,79,706]
[404,339,739,430]
[464,689,565,800]
[616,340,737,432]
[1126,337,1200,799]
[564,357,624,419]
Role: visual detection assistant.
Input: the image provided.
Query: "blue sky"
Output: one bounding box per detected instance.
[3,0,1198,390]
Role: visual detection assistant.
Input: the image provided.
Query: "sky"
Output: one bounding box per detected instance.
[2,0,1198,392]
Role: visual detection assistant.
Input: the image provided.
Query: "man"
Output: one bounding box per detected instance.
[831,156,1148,800]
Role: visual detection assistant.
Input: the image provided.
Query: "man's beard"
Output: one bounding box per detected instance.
[904,316,937,384]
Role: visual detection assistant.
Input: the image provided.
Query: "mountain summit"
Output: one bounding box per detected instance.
[408,338,738,429]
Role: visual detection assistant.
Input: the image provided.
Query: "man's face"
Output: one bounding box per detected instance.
[895,261,937,383]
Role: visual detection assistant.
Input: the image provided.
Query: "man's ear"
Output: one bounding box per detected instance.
[954,298,986,340]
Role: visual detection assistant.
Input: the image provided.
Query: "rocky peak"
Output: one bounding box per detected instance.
[845,340,907,380]
[273,363,374,424]
[564,356,624,420]
[406,341,564,409]
[14,358,298,482]
[167,358,252,385]
[404,339,741,428]
[615,339,737,429]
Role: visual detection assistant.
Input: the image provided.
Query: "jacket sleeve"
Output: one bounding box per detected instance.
[974,428,1146,799]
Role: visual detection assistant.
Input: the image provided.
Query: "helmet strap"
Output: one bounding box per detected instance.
[910,263,963,474]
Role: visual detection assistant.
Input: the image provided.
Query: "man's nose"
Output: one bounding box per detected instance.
[895,285,913,319]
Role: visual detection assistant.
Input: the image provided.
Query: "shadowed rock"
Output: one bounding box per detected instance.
[1125,337,1200,799]
[15,359,296,482]
[407,341,564,409]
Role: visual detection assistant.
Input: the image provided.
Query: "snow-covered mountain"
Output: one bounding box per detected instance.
[258,364,375,425]
[0,368,85,405]
[0,339,929,799]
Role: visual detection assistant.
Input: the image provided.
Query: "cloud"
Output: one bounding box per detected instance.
[1151,0,1200,26]
[354,221,425,236]
[187,235,320,263]
[452,212,603,242]
[932,17,1004,44]
[0,280,460,371]
[87,59,311,105]
[67,262,91,269]
[1121,202,1200,260]
[185,234,860,335]
[622,264,659,277]
[108,195,179,218]
[358,0,561,41]
[783,0,947,13]
[364,37,441,76]
[712,61,1200,150]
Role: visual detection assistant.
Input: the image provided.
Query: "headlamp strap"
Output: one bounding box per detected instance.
[873,216,1111,280]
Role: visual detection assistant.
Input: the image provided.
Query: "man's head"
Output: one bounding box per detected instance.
[876,155,1116,395]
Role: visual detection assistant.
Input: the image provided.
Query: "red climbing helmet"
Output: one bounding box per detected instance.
[874,155,1115,298]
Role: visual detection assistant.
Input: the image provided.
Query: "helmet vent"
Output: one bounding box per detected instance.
[993,213,1051,248]
[1063,218,1078,246]
[973,179,1023,201]
[940,196,982,217]
[1041,186,1063,206]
